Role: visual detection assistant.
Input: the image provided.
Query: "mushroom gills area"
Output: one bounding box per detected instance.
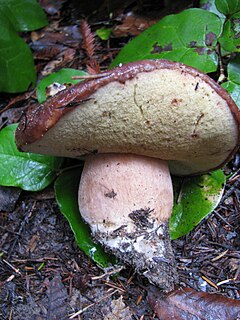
[20,66,239,176]
[78,153,178,291]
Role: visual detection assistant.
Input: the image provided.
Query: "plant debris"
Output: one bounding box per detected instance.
[0,1,240,319]
[148,286,240,319]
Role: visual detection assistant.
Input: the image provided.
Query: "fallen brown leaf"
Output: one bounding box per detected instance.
[0,186,21,212]
[148,286,240,320]
[113,11,157,37]
[46,273,68,320]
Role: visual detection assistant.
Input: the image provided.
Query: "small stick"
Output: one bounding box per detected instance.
[211,249,229,262]
[68,289,118,318]
[216,43,226,84]
[91,266,123,280]
[217,278,235,286]
[201,275,218,289]
[72,73,110,80]
[2,258,21,275]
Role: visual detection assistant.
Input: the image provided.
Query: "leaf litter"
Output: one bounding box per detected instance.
[0,0,240,319]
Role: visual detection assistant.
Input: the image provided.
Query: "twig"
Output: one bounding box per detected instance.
[216,43,226,83]
[213,210,232,227]
[219,178,240,205]
[201,275,218,289]
[211,249,229,262]
[91,266,123,280]
[7,202,36,258]
[103,280,126,293]
[71,73,110,80]
[217,278,235,286]
[228,169,240,182]
[176,178,186,204]
[2,258,21,275]
[0,90,34,115]
[68,289,118,318]
[12,257,58,263]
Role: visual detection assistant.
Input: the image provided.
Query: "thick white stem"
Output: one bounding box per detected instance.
[78,153,178,291]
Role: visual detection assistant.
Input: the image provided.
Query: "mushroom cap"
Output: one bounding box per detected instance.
[16,59,240,176]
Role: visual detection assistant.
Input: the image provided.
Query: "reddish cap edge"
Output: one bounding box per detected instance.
[15,59,240,168]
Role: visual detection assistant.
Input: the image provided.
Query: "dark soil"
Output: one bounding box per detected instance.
[0,1,240,319]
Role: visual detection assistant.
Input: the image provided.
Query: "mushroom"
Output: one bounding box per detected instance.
[15,60,240,292]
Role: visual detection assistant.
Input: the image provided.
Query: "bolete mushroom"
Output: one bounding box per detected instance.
[15,60,240,292]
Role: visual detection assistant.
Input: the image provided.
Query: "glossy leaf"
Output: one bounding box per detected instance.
[54,168,114,268]
[0,0,48,31]
[37,68,88,103]
[0,0,47,92]
[170,170,226,240]
[200,0,226,20]
[221,56,240,108]
[0,124,63,191]
[222,81,240,109]
[111,8,223,73]
[227,55,240,84]
[215,0,240,15]
[0,11,36,92]
[219,11,240,52]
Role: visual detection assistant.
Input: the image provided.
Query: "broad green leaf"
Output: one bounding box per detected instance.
[37,68,88,103]
[0,0,47,92]
[219,12,240,52]
[215,0,240,15]
[170,170,226,240]
[0,11,36,92]
[227,55,240,84]
[200,0,226,20]
[54,168,114,268]
[96,27,112,40]
[222,81,240,108]
[220,55,240,108]
[111,8,223,73]
[0,124,63,191]
[0,0,48,31]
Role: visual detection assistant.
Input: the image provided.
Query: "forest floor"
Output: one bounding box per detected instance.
[0,1,239,319]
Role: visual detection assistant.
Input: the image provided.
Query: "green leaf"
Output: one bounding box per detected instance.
[219,11,240,52]
[0,0,48,31]
[111,8,223,73]
[0,11,36,92]
[0,124,63,191]
[37,68,88,103]
[170,170,226,240]
[200,0,226,20]
[220,55,240,108]
[54,168,114,268]
[215,0,240,15]
[96,27,112,40]
[0,0,48,92]
[227,55,240,84]
[222,81,240,108]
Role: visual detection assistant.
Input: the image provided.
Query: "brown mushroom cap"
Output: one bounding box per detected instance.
[16,59,240,176]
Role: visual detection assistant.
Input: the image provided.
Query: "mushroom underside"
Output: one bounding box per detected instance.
[17,67,239,176]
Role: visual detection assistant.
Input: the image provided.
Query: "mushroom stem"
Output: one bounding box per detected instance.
[78,153,178,291]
